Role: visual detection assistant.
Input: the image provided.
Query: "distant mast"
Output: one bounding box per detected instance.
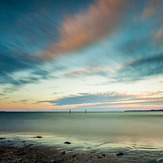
[85,109,87,114]
[69,109,71,114]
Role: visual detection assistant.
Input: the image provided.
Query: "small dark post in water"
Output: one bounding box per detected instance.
[69,109,71,114]
[85,109,87,114]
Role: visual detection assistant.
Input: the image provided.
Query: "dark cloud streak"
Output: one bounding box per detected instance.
[37,92,130,106]
[115,54,163,82]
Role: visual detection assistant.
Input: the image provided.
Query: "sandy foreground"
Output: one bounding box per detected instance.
[0,137,163,163]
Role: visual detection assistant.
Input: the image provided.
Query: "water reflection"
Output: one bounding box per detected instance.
[0,112,163,150]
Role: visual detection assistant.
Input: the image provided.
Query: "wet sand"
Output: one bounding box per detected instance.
[0,138,163,163]
[0,145,120,163]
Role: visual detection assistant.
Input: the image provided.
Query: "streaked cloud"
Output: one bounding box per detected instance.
[64,66,106,77]
[38,0,127,59]
[142,7,154,19]
[155,27,163,45]
[38,92,132,106]
[0,51,55,89]
[115,54,163,82]
[142,0,163,19]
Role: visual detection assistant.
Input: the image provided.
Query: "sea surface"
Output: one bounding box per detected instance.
[0,112,163,152]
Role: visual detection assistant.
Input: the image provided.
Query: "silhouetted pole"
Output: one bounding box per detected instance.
[69,109,71,114]
[85,109,87,114]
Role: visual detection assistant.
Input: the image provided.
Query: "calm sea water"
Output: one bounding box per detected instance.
[0,112,163,151]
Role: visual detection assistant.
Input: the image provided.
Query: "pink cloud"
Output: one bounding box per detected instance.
[142,0,163,19]
[64,66,104,76]
[142,7,154,18]
[155,27,163,43]
[37,0,126,59]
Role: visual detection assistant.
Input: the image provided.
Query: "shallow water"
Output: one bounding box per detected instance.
[0,112,163,151]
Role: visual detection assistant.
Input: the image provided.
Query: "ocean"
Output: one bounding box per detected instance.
[0,112,163,152]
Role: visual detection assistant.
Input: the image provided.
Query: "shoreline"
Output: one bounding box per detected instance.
[0,137,123,163]
[0,144,119,163]
[1,137,163,163]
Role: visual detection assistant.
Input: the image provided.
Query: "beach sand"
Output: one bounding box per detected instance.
[0,137,163,163]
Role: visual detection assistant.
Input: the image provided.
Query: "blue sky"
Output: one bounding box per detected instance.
[0,0,163,111]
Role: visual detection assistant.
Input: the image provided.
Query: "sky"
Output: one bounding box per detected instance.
[0,0,163,111]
